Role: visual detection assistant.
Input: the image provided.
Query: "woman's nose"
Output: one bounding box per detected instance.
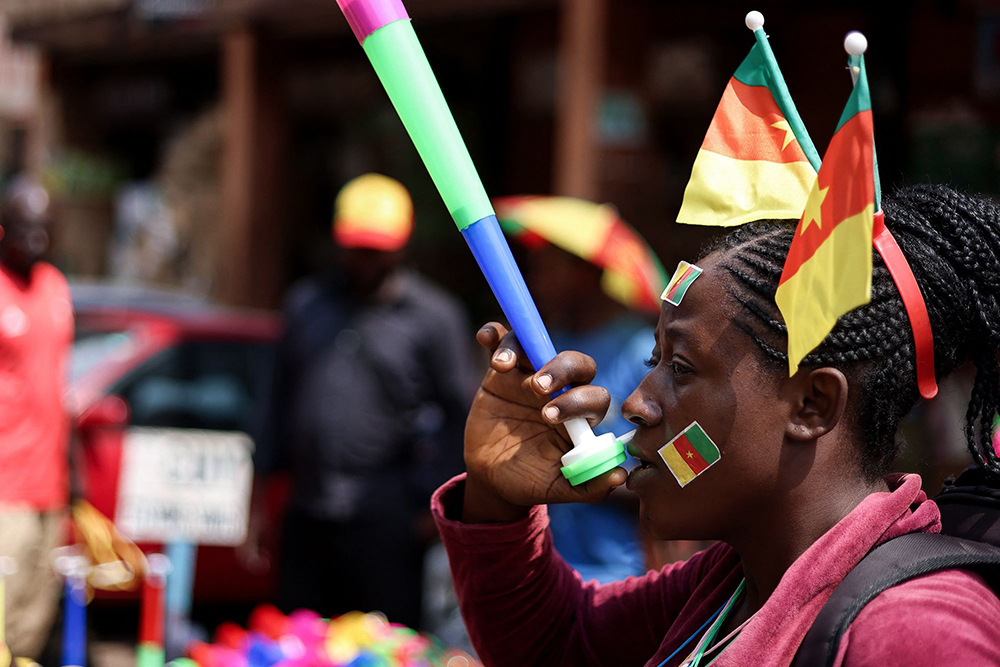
[622,384,662,428]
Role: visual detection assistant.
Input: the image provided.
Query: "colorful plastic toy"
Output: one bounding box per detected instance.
[183,606,477,667]
[138,554,170,667]
[53,553,88,667]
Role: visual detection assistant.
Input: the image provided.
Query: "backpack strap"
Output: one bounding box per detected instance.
[792,532,1000,667]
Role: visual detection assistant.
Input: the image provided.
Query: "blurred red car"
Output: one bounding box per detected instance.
[68,282,284,602]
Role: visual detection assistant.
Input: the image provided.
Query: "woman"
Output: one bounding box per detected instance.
[431,185,1000,666]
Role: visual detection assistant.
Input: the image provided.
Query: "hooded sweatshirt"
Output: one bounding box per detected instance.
[432,473,1000,666]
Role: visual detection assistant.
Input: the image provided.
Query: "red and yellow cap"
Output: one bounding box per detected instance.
[333,173,413,252]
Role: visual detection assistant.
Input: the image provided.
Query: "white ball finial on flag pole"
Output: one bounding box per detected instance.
[745,10,764,31]
[844,31,868,85]
[845,31,868,56]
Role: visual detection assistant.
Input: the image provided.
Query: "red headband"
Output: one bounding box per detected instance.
[872,210,938,399]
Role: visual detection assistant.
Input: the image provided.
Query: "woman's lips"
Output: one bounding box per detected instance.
[626,450,658,489]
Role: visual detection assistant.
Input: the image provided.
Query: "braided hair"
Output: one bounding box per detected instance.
[708,184,1000,479]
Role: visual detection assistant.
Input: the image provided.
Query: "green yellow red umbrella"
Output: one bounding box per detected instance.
[493,195,668,315]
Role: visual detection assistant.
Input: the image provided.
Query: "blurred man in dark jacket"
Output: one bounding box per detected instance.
[250,174,473,628]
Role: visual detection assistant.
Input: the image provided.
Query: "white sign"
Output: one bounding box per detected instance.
[115,428,254,546]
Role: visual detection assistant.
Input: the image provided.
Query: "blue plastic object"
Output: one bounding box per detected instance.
[461,214,557,372]
[165,541,197,660]
[246,635,284,667]
[62,578,86,667]
[347,652,386,667]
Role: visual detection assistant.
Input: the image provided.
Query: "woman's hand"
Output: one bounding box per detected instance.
[462,322,628,523]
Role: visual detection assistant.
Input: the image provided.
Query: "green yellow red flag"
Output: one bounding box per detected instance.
[658,422,721,488]
[677,27,820,227]
[774,56,876,376]
[661,261,703,306]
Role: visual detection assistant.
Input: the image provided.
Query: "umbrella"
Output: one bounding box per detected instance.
[493,195,668,314]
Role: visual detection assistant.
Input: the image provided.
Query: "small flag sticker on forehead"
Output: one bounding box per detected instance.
[661,261,704,306]
[658,421,721,488]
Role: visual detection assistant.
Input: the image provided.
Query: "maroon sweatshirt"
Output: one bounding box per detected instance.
[432,473,1000,666]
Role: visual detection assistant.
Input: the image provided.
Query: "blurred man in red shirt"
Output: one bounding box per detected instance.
[0,177,73,659]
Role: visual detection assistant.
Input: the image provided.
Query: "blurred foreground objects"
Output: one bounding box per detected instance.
[186,605,480,667]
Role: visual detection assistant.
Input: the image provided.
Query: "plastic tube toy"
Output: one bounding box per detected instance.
[53,554,88,667]
[335,0,627,485]
[138,555,170,667]
[164,541,196,660]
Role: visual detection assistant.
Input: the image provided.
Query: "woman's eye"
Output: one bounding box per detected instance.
[669,361,691,376]
[644,356,658,369]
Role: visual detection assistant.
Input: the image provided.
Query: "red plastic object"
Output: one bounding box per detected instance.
[139,572,165,645]
[872,210,938,399]
[77,394,130,430]
[247,604,287,641]
[188,641,216,667]
[214,622,247,650]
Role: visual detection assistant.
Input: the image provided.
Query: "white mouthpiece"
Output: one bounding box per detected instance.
[844,31,868,56]
[745,11,764,31]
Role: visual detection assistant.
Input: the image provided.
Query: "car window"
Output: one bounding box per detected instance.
[111,340,275,432]
[70,331,135,382]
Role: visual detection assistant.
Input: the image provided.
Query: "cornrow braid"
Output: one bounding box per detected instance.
[706,184,1000,479]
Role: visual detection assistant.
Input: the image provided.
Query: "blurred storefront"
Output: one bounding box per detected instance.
[0,12,40,178]
[7,0,1000,316]
[6,0,565,309]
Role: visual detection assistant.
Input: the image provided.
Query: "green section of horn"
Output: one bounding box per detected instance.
[363,19,494,230]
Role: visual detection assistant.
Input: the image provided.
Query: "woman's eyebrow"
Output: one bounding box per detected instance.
[662,325,691,343]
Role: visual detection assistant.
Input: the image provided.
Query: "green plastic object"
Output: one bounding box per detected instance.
[560,439,628,487]
[165,658,196,667]
[363,20,494,230]
[137,643,165,667]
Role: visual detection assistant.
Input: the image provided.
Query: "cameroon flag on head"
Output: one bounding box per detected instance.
[774,56,876,376]
[677,35,821,227]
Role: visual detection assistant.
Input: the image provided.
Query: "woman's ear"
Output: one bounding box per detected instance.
[786,367,849,442]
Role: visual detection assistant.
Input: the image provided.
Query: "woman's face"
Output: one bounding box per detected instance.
[623,254,797,541]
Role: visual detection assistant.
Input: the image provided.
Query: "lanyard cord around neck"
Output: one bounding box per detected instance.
[657,578,746,667]
[655,599,729,667]
[700,607,757,664]
[683,578,746,667]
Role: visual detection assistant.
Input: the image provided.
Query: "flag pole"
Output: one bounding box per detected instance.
[746,10,822,171]
[845,31,881,210]
[846,30,937,399]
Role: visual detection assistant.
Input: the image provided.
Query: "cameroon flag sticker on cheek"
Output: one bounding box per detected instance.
[658,421,721,488]
[661,261,703,306]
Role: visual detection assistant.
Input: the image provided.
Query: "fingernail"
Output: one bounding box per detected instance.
[494,349,513,364]
[543,406,559,421]
[535,373,552,391]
